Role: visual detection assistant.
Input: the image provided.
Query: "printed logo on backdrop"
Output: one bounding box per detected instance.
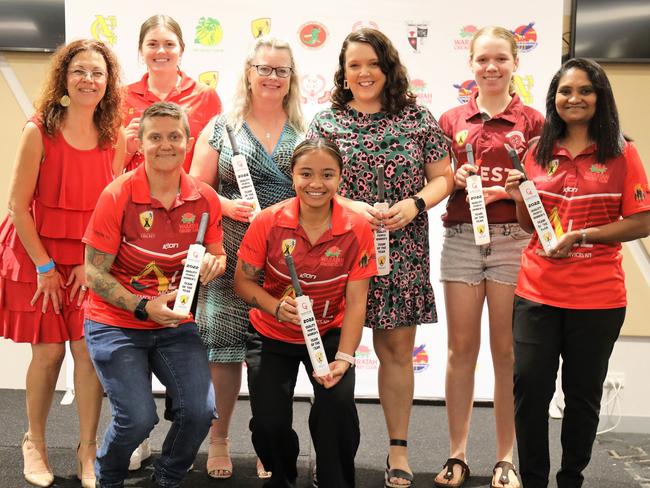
[355,345,379,370]
[90,15,117,46]
[412,344,429,373]
[409,79,432,106]
[512,74,534,104]
[351,20,379,32]
[453,25,478,50]
[300,74,331,105]
[512,22,538,52]
[199,71,219,89]
[453,79,478,104]
[406,22,429,53]
[251,18,271,38]
[194,17,223,49]
[298,21,328,49]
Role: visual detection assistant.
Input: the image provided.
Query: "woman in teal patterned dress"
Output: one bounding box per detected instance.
[190,37,303,480]
[308,28,453,488]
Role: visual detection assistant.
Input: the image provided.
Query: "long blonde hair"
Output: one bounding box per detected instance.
[228,37,304,133]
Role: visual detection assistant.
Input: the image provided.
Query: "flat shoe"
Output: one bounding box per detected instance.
[491,460,519,488]
[433,457,470,488]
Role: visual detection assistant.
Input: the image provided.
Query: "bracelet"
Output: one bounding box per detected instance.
[335,351,356,367]
[36,259,55,274]
[580,229,588,246]
[274,300,284,322]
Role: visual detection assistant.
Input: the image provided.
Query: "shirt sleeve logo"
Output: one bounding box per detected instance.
[139,211,154,231]
[634,183,648,202]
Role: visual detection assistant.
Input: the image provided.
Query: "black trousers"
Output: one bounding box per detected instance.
[246,327,359,488]
[513,296,625,488]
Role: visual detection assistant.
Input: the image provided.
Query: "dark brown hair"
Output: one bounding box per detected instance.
[35,39,122,148]
[330,28,416,114]
[290,138,343,172]
[138,15,185,53]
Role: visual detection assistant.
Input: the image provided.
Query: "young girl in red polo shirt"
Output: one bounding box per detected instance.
[436,26,544,488]
[234,138,377,488]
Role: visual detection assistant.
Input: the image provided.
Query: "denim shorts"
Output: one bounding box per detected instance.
[440,223,531,286]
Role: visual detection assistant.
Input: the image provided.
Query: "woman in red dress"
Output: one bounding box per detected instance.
[0,39,124,487]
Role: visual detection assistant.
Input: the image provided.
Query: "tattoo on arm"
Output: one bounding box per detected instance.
[85,246,136,312]
[241,261,263,279]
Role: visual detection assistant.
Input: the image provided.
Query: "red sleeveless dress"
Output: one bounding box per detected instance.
[0,117,115,343]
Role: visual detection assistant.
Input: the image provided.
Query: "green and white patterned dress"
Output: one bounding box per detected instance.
[196,115,300,362]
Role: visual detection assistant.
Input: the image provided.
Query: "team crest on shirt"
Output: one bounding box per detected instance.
[321,246,343,266]
[505,131,526,155]
[251,18,271,38]
[179,213,199,233]
[634,184,648,202]
[139,211,154,231]
[547,159,559,176]
[282,239,296,255]
[584,163,610,183]
[455,130,468,146]
[130,262,169,292]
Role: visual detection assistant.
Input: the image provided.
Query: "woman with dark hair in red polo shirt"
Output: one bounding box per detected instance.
[122,14,221,174]
[505,58,650,488]
[234,138,376,488]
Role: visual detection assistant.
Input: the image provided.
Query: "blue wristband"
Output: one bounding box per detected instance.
[36,259,55,274]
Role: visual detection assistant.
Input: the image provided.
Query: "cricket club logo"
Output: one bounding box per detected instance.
[90,15,117,46]
[251,18,271,38]
[139,211,154,231]
[194,17,223,47]
[198,71,219,89]
[412,344,430,373]
[282,239,296,255]
[512,22,538,52]
[512,74,534,104]
[409,79,432,106]
[300,74,331,105]
[453,25,478,50]
[351,20,379,32]
[298,21,328,49]
[406,22,429,53]
[455,130,469,146]
[505,130,526,155]
[453,80,478,104]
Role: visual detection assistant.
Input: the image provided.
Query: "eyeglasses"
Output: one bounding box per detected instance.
[250,64,292,78]
[68,68,107,81]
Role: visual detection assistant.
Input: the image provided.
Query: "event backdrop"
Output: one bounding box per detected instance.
[65,0,563,400]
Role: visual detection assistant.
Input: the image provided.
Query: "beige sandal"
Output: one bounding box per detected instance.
[256,457,272,479]
[207,437,232,479]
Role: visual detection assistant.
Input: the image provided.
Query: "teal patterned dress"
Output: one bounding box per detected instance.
[196,115,300,362]
[308,104,448,329]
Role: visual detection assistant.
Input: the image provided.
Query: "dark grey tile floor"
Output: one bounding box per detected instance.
[0,389,645,487]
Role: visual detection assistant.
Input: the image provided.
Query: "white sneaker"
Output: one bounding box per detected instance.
[128,439,152,471]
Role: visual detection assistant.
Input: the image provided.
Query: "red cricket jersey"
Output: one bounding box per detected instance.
[238,197,377,343]
[83,164,223,329]
[439,93,544,225]
[516,141,650,309]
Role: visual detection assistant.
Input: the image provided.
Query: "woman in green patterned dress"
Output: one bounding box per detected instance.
[308,28,453,488]
[190,37,304,480]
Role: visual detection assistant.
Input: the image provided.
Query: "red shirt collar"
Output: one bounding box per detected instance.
[130,70,196,99]
[131,163,201,208]
[275,196,352,236]
[465,91,521,124]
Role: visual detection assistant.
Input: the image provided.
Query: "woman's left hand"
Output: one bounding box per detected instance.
[383,198,419,231]
[313,359,350,389]
[199,252,227,284]
[544,231,580,259]
[65,264,88,306]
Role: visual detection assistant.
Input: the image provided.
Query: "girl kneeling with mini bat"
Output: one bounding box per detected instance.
[234,138,377,488]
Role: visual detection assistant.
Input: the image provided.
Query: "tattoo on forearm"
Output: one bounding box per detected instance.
[241,261,263,279]
[85,246,133,312]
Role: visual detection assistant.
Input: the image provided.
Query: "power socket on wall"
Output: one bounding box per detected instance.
[604,372,625,389]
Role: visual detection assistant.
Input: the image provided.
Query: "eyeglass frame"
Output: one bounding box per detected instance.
[68,68,107,81]
[250,64,293,78]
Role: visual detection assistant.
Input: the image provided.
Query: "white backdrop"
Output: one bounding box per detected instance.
[65,0,563,400]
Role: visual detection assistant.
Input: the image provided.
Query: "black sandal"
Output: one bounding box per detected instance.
[433,457,470,488]
[384,439,414,488]
[491,461,519,488]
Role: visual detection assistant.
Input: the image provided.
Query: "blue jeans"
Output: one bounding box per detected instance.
[84,319,215,488]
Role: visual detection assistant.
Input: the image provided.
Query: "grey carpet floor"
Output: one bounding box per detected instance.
[0,389,640,487]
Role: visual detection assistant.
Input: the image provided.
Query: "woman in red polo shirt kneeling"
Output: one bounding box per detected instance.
[234,138,377,488]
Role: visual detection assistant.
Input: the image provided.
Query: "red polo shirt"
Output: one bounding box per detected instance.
[83,164,223,329]
[516,141,650,309]
[122,71,222,173]
[238,197,377,343]
[439,93,544,225]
